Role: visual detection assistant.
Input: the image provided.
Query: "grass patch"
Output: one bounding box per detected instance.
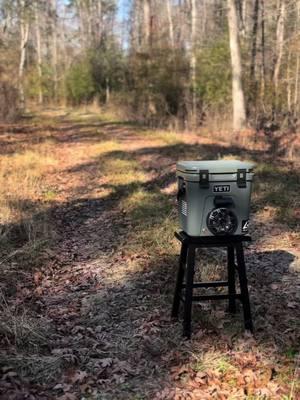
[253,162,300,227]
[0,295,60,383]
[285,348,299,360]
[192,352,237,375]
[0,310,51,351]
[0,144,57,269]
[42,189,57,201]
[137,129,183,145]
[122,189,172,223]
[101,158,147,186]
[121,188,177,254]
[0,354,65,383]
[0,145,57,224]
[64,104,128,124]
[93,140,121,155]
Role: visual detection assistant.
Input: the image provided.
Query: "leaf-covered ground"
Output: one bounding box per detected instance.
[0,109,299,399]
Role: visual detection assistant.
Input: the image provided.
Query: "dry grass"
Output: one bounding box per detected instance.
[137,129,182,145]
[0,354,65,383]
[101,157,147,186]
[0,143,57,253]
[0,293,60,384]
[61,102,129,124]
[0,304,51,351]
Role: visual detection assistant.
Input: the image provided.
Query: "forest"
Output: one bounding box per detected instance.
[0,0,299,399]
[0,0,300,132]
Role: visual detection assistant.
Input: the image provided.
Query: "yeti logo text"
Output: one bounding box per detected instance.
[213,185,231,193]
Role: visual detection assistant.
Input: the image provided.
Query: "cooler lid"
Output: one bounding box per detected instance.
[176,160,254,174]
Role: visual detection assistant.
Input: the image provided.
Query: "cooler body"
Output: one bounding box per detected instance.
[176,160,254,237]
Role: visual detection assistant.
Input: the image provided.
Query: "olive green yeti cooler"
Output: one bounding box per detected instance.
[176,160,254,237]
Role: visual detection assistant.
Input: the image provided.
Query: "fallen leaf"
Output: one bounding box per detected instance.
[71,370,88,384]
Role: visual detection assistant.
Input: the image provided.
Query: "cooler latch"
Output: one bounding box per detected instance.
[199,170,209,188]
[237,169,247,188]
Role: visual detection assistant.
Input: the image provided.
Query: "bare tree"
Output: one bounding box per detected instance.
[190,0,197,125]
[227,0,247,130]
[292,0,300,115]
[250,0,259,84]
[18,0,30,110]
[273,0,286,104]
[143,0,151,48]
[34,0,43,104]
[166,0,174,48]
[260,0,266,99]
[50,0,58,101]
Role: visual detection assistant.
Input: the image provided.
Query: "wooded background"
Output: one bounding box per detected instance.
[0,0,300,131]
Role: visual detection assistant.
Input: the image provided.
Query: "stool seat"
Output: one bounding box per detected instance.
[172,231,253,338]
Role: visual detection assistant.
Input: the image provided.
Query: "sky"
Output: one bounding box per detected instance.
[117,0,130,22]
[61,0,130,21]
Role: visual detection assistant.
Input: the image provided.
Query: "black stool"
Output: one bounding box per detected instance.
[172,231,253,338]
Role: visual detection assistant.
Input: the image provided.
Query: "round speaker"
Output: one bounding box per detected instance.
[207,208,238,236]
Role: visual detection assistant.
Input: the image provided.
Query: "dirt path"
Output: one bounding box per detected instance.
[0,110,299,399]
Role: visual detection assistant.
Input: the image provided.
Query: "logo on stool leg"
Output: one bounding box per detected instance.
[242,220,250,233]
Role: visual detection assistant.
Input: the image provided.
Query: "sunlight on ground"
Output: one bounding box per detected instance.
[101,158,147,186]
[138,129,183,145]
[0,144,57,243]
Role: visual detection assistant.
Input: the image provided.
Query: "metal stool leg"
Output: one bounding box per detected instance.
[236,243,253,332]
[183,245,196,339]
[172,242,188,318]
[227,245,236,314]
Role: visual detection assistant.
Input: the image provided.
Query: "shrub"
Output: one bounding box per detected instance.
[127,48,189,126]
[196,40,232,113]
[66,60,95,105]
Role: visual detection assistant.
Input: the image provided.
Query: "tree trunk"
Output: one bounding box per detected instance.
[287,49,291,112]
[87,0,92,42]
[106,77,110,104]
[237,0,246,36]
[260,0,266,100]
[166,0,174,49]
[60,2,67,105]
[273,0,286,104]
[19,0,29,111]
[143,0,151,48]
[96,0,102,43]
[227,0,247,131]
[130,0,140,52]
[76,0,85,48]
[294,54,300,115]
[51,0,58,103]
[293,0,300,116]
[250,0,259,83]
[35,2,43,105]
[190,0,197,125]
